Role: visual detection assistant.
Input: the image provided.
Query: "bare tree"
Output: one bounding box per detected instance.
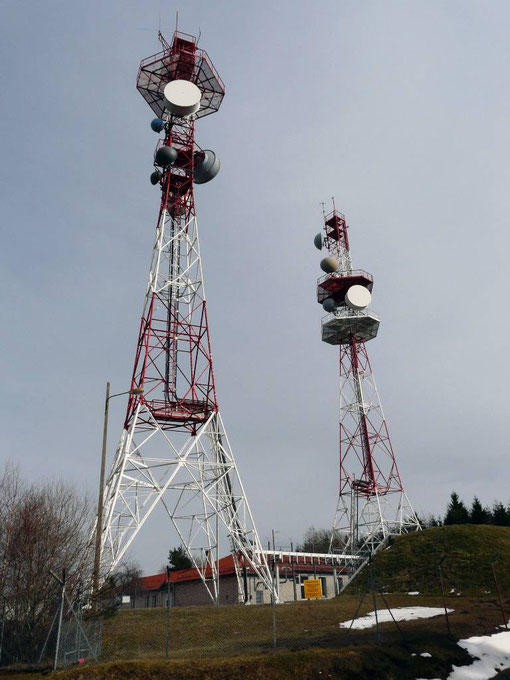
[297,526,344,553]
[0,466,91,664]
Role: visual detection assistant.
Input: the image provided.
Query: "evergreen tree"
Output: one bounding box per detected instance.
[168,545,193,570]
[424,515,442,527]
[470,496,488,524]
[492,501,508,526]
[444,491,469,525]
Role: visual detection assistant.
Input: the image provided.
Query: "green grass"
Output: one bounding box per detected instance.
[347,525,510,596]
[48,592,510,678]
[12,526,510,679]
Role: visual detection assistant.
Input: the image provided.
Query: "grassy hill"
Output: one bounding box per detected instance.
[347,524,510,595]
[14,526,510,679]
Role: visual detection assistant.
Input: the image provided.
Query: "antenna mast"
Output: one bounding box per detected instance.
[96,29,275,603]
[314,204,420,566]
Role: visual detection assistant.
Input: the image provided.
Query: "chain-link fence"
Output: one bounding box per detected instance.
[55,619,102,668]
[2,549,510,669]
[92,554,510,663]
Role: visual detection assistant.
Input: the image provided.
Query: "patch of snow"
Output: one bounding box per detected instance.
[420,652,432,657]
[416,628,510,680]
[340,606,453,630]
[408,591,420,595]
[448,630,510,679]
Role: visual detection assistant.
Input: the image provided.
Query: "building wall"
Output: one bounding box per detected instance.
[125,587,172,610]
[174,575,240,607]
[247,568,340,605]
[121,569,342,609]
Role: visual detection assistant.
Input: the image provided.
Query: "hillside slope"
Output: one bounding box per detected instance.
[348,524,510,595]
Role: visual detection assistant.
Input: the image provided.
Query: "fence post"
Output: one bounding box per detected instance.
[165,567,171,658]
[271,557,277,650]
[438,554,451,636]
[491,558,508,630]
[52,568,66,670]
[0,595,6,665]
[368,558,380,641]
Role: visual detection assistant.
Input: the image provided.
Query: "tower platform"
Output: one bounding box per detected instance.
[317,270,373,305]
[321,310,380,345]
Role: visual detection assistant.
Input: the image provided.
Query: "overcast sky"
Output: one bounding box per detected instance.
[2,0,510,573]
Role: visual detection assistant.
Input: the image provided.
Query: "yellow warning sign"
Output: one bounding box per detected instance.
[303,578,323,599]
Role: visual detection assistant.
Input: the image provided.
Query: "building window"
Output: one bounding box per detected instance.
[145,595,149,608]
[255,589,264,605]
[152,594,158,607]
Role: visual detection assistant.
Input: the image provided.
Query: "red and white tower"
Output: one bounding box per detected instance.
[97,30,274,602]
[315,204,420,558]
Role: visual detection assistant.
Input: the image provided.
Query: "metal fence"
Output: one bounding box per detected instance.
[2,551,510,669]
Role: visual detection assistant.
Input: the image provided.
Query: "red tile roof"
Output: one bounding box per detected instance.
[138,572,168,591]
[135,555,237,591]
[136,554,339,592]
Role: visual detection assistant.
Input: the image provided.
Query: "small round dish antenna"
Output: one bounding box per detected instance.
[194,150,220,184]
[314,233,323,250]
[163,80,201,117]
[322,297,337,313]
[155,146,178,167]
[345,285,372,310]
[320,256,339,273]
[151,118,165,133]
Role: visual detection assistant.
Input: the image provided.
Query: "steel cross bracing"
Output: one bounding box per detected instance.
[96,31,275,603]
[315,206,420,564]
[331,340,419,555]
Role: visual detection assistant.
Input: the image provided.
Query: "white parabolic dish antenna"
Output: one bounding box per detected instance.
[345,285,372,310]
[163,80,201,117]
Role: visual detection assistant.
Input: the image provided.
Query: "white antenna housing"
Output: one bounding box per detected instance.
[345,285,372,310]
[163,80,201,117]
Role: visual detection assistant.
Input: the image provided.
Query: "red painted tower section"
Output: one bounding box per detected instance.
[97,30,275,604]
[315,205,419,558]
[126,33,219,433]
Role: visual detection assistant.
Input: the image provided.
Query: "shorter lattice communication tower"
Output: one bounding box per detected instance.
[314,203,420,559]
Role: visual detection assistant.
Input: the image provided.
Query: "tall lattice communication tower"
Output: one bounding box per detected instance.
[314,204,420,558]
[96,30,274,603]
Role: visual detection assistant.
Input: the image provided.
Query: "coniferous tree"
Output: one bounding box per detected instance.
[427,515,442,527]
[492,501,508,526]
[444,491,469,525]
[168,545,193,570]
[470,496,488,524]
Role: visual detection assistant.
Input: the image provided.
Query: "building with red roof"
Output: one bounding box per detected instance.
[119,552,346,608]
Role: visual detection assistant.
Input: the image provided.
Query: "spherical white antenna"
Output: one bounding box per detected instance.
[163,80,201,117]
[345,285,372,310]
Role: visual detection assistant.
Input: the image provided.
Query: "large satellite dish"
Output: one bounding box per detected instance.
[345,285,372,310]
[163,80,201,117]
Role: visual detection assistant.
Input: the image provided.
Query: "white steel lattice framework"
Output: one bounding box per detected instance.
[97,31,275,603]
[315,205,420,557]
